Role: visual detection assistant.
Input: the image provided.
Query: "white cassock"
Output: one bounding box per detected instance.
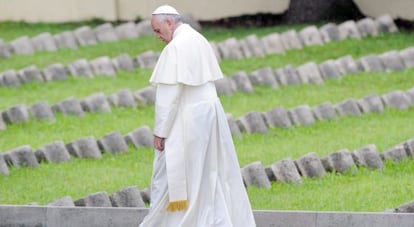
[139,24,256,227]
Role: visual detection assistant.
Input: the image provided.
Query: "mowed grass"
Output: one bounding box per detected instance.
[0,21,414,211]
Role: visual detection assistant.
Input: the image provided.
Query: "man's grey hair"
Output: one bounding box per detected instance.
[155,14,182,23]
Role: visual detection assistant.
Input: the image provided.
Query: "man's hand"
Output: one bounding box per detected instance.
[154,135,165,151]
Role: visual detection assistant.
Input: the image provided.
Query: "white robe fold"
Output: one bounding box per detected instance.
[139,23,256,227]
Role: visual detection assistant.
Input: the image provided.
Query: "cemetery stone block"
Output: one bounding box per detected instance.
[319,23,342,42]
[404,138,414,157]
[0,39,11,58]
[352,144,384,169]
[136,20,153,36]
[214,77,235,96]
[94,23,119,42]
[280,30,303,50]
[312,102,337,121]
[249,67,278,88]
[288,105,315,126]
[274,65,301,86]
[0,154,10,176]
[74,26,97,46]
[263,107,292,128]
[111,186,145,207]
[230,71,254,93]
[356,17,379,37]
[357,94,385,113]
[108,89,136,108]
[295,152,326,178]
[335,98,362,117]
[134,87,156,105]
[67,59,94,78]
[6,145,38,168]
[31,32,57,52]
[115,22,139,39]
[30,101,55,121]
[42,63,68,81]
[358,55,384,72]
[261,32,285,55]
[381,145,407,162]
[90,56,116,76]
[335,55,361,75]
[74,192,112,207]
[10,36,35,55]
[113,53,135,72]
[48,196,75,207]
[226,114,242,139]
[54,97,84,117]
[297,62,324,84]
[319,60,342,79]
[379,50,406,72]
[1,70,20,87]
[322,149,355,173]
[2,105,29,124]
[18,65,44,83]
[299,25,323,46]
[236,111,268,134]
[66,136,102,159]
[376,14,398,33]
[124,126,154,149]
[269,158,302,184]
[98,131,129,154]
[399,47,414,68]
[338,20,361,40]
[54,31,78,49]
[81,92,111,113]
[217,37,244,59]
[133,51,160,69]
[36,140,70,163]
[239,34,265,57]
[241,161,271,188]
[382,90,411,110]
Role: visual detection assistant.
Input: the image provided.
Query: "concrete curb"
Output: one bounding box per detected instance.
[1,205,414,227]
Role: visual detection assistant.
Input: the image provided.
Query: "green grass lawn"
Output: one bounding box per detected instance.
[0,21,414,211]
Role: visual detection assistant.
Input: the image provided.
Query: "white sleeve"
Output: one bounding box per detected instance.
[153,83,183,138]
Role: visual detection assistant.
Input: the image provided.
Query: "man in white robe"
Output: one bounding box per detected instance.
[139,5,256,227]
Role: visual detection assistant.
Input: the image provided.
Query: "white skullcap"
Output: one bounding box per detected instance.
[152,5,180,15]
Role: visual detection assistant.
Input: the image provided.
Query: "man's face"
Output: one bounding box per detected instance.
[151,15,174,44]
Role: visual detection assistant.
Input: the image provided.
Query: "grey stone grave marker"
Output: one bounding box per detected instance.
[404,138,414,157]
[18,65,44,83]
[358,54,385,72]
[74,192,112,207]
[230,71,254,93]
[352,144,384,169]
[335,98,362,117]
[134,86,156,105]
[319,23,342,42]
[81,92,111,113]
[31,32,57,52]
[274,65,301,86]
[111,186,145,207]
[356,17,379,37]
[382,90,411,110]
[48,196,75,207]
[226,114,242,139]
[236,111,268,134]
[249,67,278,88]
[140,188,151,204]
[269,158,302,184]
[299,25,323,46]
[66,136,102,159]
[0,39,11,58]
[2,105,29,124]
[74,26,97,46]
[319,60,342,79]
[54,31,78,49]
[214,77,235,96]
[395,200,414,213]
[136,20,153,36]
[0,154,9,176]
[288,105,315,126]
[90,56,116,76]
[115,22,139,39]
[209,41,221,62]
[335,55,361,75]
[98,131,129,154]
[407,88,414,106]
[379,50,405,72]
[30,101,55,121]
[125,126,153,149]
[36,140,70,163]
[6,145,38,168]
[376,14,398,33]
[280,29,303,50]
[239,34,265,57]
[241,161,271,188]
[113,53,135,72]
[381,145,407,162]
[42,63,68,81]
[312,102,337,121]
[108,89,136,108]
[67,59,94,78]
[181,13,202,31]
[321,149,355,173]
[261,32,285,55]
[357,94,385,113]
[338,20,362,40]
[217,37,244,59]
[295,152,326,178]
[263,106,292,128]
[94,23,119,43]
[10,36,35,55]
[399,47,414,68]
[0,116,5,131]
[1,70,20,87]
[134,51,160,69]
[54,97,84,117]
[296,62,324,84]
